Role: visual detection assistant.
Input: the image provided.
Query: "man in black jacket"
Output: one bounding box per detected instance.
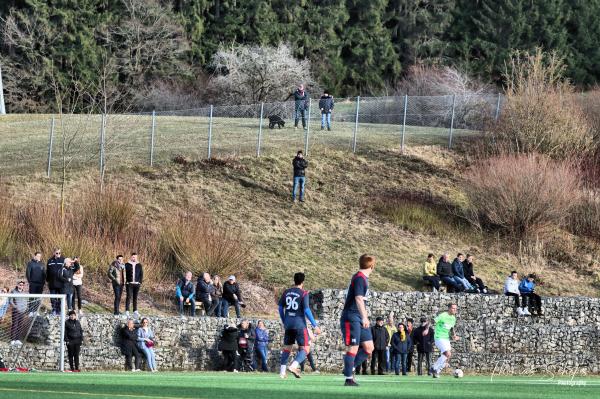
[319,90,334,131]
[370,316,390,375]
[121,319,141,371]
[292,151,308,203]
[64,310,84,371]
[436,253,463,292]
[412,317,435,376]
[125,253,143,318]
[223,275,244,318]
[218,324,239,371]
[196,272,215,316]
[26,252,46,294]
[291,84,309,130]
[47,248,65,315]
[464,254,487,293]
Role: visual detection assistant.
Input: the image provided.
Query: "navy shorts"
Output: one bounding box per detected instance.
[340,319,372,346]
[284,328,310,347]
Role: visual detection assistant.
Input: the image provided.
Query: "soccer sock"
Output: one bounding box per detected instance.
[343,352,356,378]
[354,347,369,369]
[433,354,447,372]
[280,349,291,367]
[293,349,307,367]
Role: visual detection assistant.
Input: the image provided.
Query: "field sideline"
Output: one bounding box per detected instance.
[0,372,598,399]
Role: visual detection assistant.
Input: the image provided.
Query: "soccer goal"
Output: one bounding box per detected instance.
[0,292,67,371]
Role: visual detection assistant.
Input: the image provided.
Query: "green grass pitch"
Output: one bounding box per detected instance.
[0,372,598,399]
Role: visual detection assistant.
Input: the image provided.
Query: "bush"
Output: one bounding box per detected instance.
[465,154,581,239]
[76,185,135,240]
[569,191,600,241]
[488,49,593,159]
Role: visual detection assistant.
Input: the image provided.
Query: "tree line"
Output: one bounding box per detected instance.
[1,0,599,112]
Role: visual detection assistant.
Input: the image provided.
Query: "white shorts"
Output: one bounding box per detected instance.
[435,338,452,354]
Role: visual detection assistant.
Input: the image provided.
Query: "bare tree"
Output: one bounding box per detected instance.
[209,43,318,104]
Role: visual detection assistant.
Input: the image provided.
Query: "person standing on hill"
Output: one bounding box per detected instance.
[64,310,84,372]
[47,248,65,315]
[292,151,308,203]
[108,255,126,315]
[60,257,80,312]
[125,253,143,319]
[26,252,46,295]
[319,90,334,131]
[290,84,309,130]
[72,259,84,315]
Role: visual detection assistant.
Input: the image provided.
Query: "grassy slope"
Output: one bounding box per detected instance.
[0,373,598,399]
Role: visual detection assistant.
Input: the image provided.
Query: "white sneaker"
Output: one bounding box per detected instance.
[79,310,84,316]
[313,370,320,374]
[516,308,524,316]
[133,311,140,319]
[10,340,15,346]
[279,373,287,379]
[125,311,130,318]
[132,369,140,372]
[233,369,239,373]
[14,340,22,346]
[522,308,531,316]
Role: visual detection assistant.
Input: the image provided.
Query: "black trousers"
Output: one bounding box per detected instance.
[201,298,218,316]
[49,288,61,313]
[423,276,440,291]
[73,285,83,310]
[222,350,237,371]
[112,283,123,314]
[468,277,485,292]
[370,349,386,375]
[505,292,521,308]
[67,342,81,370]
[521,292,542,312]
[417,352,432,375]
[125,347,142,370]
[28,283,44,312]
[126,284,141,312]
[406,350,414,372]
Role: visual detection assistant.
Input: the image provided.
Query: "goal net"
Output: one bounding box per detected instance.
[0,292,66,371]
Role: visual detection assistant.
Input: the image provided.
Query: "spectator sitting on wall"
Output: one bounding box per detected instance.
[223,275,245,318]
[423,253,440,292]
[519,274,543,316]
[451,253,475,292]
[137,317,158,372]
[292,150,308,203]
[212,275,224,317]
[176,271,196,317]
[196,272,216,316]
[436,253,463,292]
[121,319,142,372]
[237,319,255,372]
[64,310,83,372]
[412,317,434,376]
[463,254,487,293]
[504,271,524,316]
[218,324,239,372]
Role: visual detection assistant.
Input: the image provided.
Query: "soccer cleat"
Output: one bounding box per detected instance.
[288,365,301,379]
[344,379,360,387]
[433,372,440,378]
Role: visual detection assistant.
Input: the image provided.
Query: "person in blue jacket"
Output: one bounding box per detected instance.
[254,320,270,372]
[519,274,543,316]
[391,323,411,376]
[451,253,475,291]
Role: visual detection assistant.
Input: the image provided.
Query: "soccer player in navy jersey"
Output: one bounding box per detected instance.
[341,254,376,386]
[278,272,321,379]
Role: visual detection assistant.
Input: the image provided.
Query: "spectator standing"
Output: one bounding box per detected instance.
[108,255,126,315]
[292,151,308,203]
[370,316,389,375]
[0,287,9,319]
[60,258,79,312]
[318,90,334,131]
[463,254,487,293]
[72,260,84,315]
[451,253,474,291]
[212,275,224,317]
[423,253,440,291]
[291,84,309,130]
[222,275,244,318]
[504,271,524,315]
[64,310,83,372]
[406,318,415,374]
[384,313,397,373]
[10,281,27,345]
[254,320,270,372]
[519,274,543,316]
[137,318,158,372]
[237,319,255,372]
[176,271,196,317]
[47,248,65,315]
[121,319,142,371]
[125,253,143,319]
[437,253,463,292]
[391,323,411,376]
[218,324,239,372]
[412,317,435,376]
[26,252,46,294]
[196,272,215,316]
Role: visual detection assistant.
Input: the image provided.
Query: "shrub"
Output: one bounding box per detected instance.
[488,49,593,159]
[75,185,135,240]
[569,191,600,241]
[465,154,581,239]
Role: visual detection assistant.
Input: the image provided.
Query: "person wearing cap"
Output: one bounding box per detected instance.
[370,316,390,375]
[412,317,434,375]
[64,310,84,372]
[222,275,244,318]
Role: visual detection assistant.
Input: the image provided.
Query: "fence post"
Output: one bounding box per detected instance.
[352,96,360,153]
[46,116,55,178]
[304,98,311,155]
[99,113,106,179]
[207,105,213,159]
[257,103,264,157]
[494,93,501,121]
[401,95,408,154]
[448,95,456,149]
[149,110,156,166]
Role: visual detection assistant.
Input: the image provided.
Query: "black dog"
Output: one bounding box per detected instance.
[268,115,285,129]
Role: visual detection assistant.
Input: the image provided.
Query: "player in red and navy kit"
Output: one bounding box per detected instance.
[278,272,321,379]
[340,254,376,386]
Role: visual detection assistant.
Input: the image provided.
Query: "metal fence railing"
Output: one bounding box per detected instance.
[0,94,503,176]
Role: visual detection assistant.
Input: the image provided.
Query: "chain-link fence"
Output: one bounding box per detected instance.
[0,94,503,176]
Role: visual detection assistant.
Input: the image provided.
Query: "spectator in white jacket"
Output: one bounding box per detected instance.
[504,271,524,316]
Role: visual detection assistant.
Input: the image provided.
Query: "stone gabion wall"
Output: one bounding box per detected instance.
[3,290,600,374]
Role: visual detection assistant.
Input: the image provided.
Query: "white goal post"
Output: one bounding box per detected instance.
[0,293,67,371]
